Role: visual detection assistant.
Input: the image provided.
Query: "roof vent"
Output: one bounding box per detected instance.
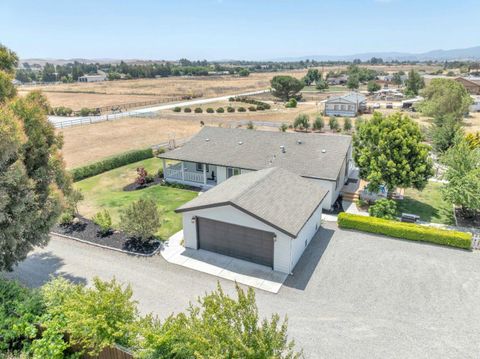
[205,138,210,142]
[297,140,302,145]
[280,145,286,153]
[321,149,326,153]
[238,141,243,145]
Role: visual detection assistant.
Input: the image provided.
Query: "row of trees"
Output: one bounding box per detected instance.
[1,277,300,358]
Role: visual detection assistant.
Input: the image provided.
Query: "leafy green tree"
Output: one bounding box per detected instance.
[270,75,304,101]
[315,78,328,91]
[343,117,352,132]
[404,69,424,97]
[313,116,324,131]
[120,198,160,241]
[367,80,381,93]
[293,114,310,131]
[368,199,397,220]
[430,114,464,153]
[238,68,250,77]
[392,72,403,86]
[0,44,18,75]
[136,284,301,359]
[303,69,320,86]
[346,74,360,90]
[37,277,139,356]
[0,86,71,271]
[419,78,473,119]
[0,71,17,103]
[328,116,339,131]
[285,98,297,108]
[353,112,433,195]
[441,139,480,217]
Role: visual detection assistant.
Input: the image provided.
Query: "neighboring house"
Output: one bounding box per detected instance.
[327,74,348,85]
[470,96,480,112]
[372,88,404,101]
[78,74,107,83]
[176,167,328,273]
[159,127,353,209]
[456,77,480,95]
[324,92,366,117]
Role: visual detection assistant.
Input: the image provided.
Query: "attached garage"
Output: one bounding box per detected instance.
[197,217,274,268]
[176,167,328,274]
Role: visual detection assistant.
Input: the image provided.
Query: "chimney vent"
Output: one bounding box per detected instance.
[280,145,286,153]
[205,138,210,142]
[297,140,302,144]
[321,149,326,153]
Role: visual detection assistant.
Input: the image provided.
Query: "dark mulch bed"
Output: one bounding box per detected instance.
[455,208,480,228]
[52,216,160,255]
[123,176,164,191]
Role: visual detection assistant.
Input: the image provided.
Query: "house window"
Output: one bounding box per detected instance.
[341,105,347,111]
[227,167,240,178]
[196,163,209,172]
[334,104,340,110]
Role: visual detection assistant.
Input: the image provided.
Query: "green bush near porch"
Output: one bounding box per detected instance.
[338,213,472,249]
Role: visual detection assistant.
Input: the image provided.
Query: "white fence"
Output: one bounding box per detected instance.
[164,168,203,183]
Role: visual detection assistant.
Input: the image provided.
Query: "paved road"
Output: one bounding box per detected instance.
[48,89,270,126]
[5,223,480,358]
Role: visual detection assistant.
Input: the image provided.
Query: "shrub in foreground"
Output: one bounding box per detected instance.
[216,107,225,113]
[172,107,181,112]
[70,148,153,182]
[206,107,214,113]
[120,198,160,241]
[183,107,192,113]
[93,209,112,236]
[194,107,203,113]
[368,198,397,220]
[337,213,472,249]
[237,106,246,112]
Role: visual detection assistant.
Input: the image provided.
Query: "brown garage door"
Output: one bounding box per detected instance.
[197,217,274,268]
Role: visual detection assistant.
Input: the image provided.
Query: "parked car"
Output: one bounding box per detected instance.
[373,103,381,109]
[386,102,393,109]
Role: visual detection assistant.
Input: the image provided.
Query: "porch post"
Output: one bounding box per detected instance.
[181,161,185,181]
[162,158,166,179]
[203,163,207,185]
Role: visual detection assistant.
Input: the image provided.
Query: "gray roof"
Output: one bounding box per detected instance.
[326,92,366,104]
[176,167,328,237]
[160,127,352,181]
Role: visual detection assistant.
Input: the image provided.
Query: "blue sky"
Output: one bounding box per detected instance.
[1,0,479,60]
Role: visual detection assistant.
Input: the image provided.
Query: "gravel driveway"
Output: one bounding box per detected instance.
[5,223,480,359]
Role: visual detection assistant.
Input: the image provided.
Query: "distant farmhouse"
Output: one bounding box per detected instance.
[78,73,107,83]
[455,77,480,95]
[327,74,348,85]
[324,92,366,117]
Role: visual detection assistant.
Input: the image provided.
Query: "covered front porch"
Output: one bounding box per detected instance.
[162,160,218,188]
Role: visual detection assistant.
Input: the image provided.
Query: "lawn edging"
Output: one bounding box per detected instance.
[337,212,472,250]
[70,148,154,182]
[50,231,162,257]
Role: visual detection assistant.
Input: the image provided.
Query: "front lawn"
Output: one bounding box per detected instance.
[395,182,454,225]
[74,158,197,240]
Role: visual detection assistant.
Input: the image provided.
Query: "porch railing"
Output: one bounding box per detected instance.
[164,167,204,183]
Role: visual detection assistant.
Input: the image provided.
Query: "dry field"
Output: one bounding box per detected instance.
[17,70,306,110]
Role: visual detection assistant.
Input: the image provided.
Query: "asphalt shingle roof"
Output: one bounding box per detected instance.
[160,127,352,181]
[176,167,328,237]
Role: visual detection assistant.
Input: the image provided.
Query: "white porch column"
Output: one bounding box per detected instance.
[181,162,185,181]
[203,163,207,185]
[162,158,166,178]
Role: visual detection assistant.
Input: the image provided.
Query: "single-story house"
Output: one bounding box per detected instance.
[78,74,107,83]
[176,167,328,273]
[456,77,480,95]
[159,127,353,209]
[327,74,348,85]
[470,96,480,112]
[324,92,366,117]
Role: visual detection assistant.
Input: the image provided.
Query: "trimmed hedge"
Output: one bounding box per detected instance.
[70,148,154,182]
[337,213,472,249]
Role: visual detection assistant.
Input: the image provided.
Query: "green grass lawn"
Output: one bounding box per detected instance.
[395,182,454,225]
[74,158,197,240]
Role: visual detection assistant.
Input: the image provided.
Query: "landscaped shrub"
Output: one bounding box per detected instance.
[120,198,161,241]
[279,123,288,132]
[227,106,235,113]
[136,167,148,186]
[368,199,397,220]
[328,116,339,131]
[194,107,203,113]
[337,213,472,249]
[248,106,257,112]
[93,209,112,236]
[230,97,271,109]
[343,117,352,132]
[52,106,73,116]
[183,107,192,113]
[285,98,297,108]
[293,114,310,131]
[59,211,75,225]
[246,121,255,130]
[237,106,246,112]
[216,107,225,113]
[206,107,214,113]
[70,148,153,182]
[173,107,181,112]
[157,167,163,178]
[313,116,324,131]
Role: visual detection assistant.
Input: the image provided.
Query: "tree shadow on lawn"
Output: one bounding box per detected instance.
[283,226,335,291]
[396,197,455,225]
[4,251,87,288]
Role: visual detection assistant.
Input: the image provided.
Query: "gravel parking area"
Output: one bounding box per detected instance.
[5,222,480,358]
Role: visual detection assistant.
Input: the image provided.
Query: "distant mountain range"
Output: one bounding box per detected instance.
[21,45,480,65]
[272,46,480,62]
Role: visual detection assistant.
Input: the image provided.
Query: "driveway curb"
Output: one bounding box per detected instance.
[50,232,162,257]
